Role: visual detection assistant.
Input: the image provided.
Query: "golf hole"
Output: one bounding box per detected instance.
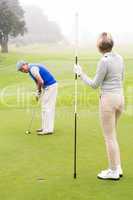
[36,177,45,182]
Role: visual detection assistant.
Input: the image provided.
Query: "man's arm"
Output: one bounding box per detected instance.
[35,75,44,92]
[30,67,44,101]
[30,66,44,92]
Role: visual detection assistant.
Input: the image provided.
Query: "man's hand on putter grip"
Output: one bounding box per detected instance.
[35,90,41,101]
[73,64,83,76]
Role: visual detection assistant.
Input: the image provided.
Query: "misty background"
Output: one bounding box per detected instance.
[1,0,133,50]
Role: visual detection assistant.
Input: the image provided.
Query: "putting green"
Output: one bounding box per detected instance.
[0,46,133,200]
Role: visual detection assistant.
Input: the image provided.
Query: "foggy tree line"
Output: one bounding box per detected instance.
[0,0,26,52]
[13,6,64,45]
[0,0,64,53]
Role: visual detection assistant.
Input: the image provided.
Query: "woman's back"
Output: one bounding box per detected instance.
[100,52,124,94]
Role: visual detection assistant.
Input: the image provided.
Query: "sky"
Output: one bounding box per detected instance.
[19,0,133,43]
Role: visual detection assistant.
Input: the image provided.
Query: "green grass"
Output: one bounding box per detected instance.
[0,46,133,200]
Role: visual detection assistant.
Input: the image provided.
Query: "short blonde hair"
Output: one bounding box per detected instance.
[97,32,114,53]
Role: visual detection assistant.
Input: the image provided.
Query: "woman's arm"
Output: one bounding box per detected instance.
[80,59,108,89]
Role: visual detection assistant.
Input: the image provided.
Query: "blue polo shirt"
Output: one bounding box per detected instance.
[28,64,56,88]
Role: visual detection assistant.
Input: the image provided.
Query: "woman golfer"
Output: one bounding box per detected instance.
[74,32,125,180]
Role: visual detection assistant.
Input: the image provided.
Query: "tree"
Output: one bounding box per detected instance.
[0,0,26,53]
[16,6,64,44]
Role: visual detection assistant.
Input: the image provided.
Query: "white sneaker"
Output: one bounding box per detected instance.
[117,166,123,177]
[97,169,120,180]
[119,171,123,177]
[101,167,123,177]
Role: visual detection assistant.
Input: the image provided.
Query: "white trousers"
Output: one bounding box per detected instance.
[41,83,58,133]
[99,93,124,170]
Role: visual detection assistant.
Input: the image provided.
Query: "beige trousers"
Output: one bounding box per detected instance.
[41,83,58,133]
[99,93,124,170]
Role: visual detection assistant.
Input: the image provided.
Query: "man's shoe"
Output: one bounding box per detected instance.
[37,132,53,136]
[36,128,43,132]
[97,169,120,180]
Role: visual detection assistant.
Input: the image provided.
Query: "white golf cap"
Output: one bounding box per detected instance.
[16,60,28,71]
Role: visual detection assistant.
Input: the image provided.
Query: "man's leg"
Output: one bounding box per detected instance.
[41,84,58,133]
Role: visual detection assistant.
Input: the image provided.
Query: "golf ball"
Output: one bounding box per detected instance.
[25,130,31,134]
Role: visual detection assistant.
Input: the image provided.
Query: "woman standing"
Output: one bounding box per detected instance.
[74,32,125,180]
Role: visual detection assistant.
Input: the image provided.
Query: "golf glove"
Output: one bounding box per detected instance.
[73,64,83,76]
[35,90,41,101]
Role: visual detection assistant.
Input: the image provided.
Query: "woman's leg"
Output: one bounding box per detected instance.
[115,110,122,166]
[100,109,120,170]
[100,95,122,170]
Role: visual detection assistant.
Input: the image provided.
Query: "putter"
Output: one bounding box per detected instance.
[25,97,40,134]
[74,12,79,179]
[25,108,36,134]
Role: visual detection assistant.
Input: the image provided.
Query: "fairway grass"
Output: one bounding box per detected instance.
[0,47,133,200]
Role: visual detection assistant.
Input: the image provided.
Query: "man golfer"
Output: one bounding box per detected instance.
[17,61,58,135]
[74,32,125,180]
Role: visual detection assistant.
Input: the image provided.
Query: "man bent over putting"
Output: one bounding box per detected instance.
[17,61,58,135]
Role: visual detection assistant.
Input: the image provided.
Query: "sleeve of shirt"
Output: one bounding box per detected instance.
[80,58,107,89]
[30,66,40,78]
